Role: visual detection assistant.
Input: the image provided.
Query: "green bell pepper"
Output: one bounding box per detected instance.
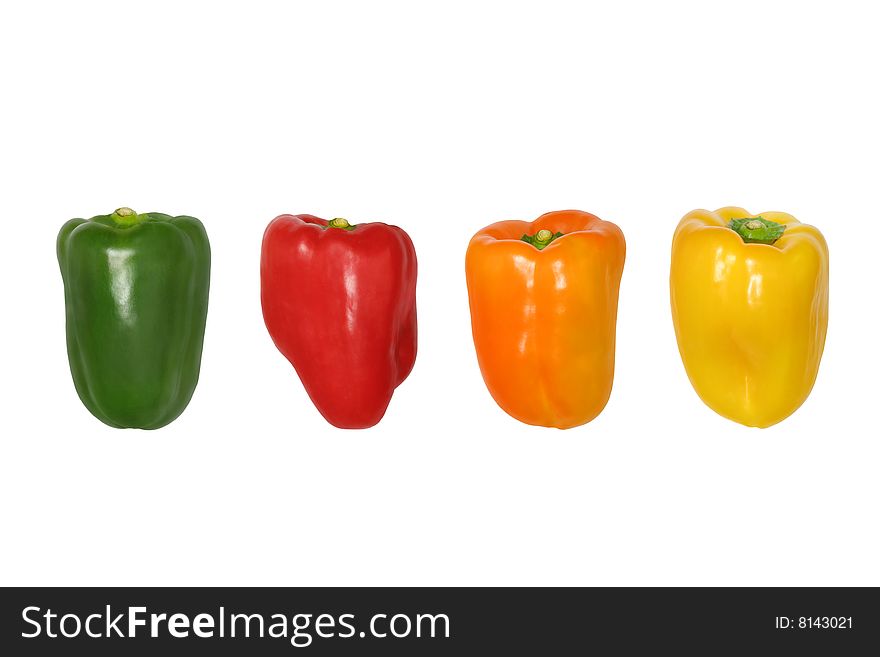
[57,207,211,429]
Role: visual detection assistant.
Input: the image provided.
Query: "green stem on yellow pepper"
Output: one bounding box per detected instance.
[727,216,786,245]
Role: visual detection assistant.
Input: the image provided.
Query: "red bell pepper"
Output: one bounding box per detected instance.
[261,214,418,429]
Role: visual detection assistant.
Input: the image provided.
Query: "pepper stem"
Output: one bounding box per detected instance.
[521,228,564,250]
[110,207,142,227]
[727,216,786,245]
[327,217,356,231]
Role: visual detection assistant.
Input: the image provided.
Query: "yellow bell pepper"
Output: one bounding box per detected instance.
[670,207,829,428]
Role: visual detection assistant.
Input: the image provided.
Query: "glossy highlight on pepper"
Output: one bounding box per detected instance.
[465,210,626,429]
[669,207,829,428]
[57,207,211,429]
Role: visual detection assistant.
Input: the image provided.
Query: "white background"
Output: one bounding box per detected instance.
[1,0,878,586]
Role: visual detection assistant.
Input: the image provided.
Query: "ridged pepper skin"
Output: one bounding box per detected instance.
[670,207,829,428]
[57,208,211,429]
[261,215,417,429]
[465,210,626,429]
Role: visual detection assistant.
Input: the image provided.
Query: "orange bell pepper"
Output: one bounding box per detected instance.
[465,210,626,428]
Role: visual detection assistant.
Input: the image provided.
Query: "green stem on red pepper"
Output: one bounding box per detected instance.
[327,217,357,231]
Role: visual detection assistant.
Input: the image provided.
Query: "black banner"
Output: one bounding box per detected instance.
[1,587,876,654]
